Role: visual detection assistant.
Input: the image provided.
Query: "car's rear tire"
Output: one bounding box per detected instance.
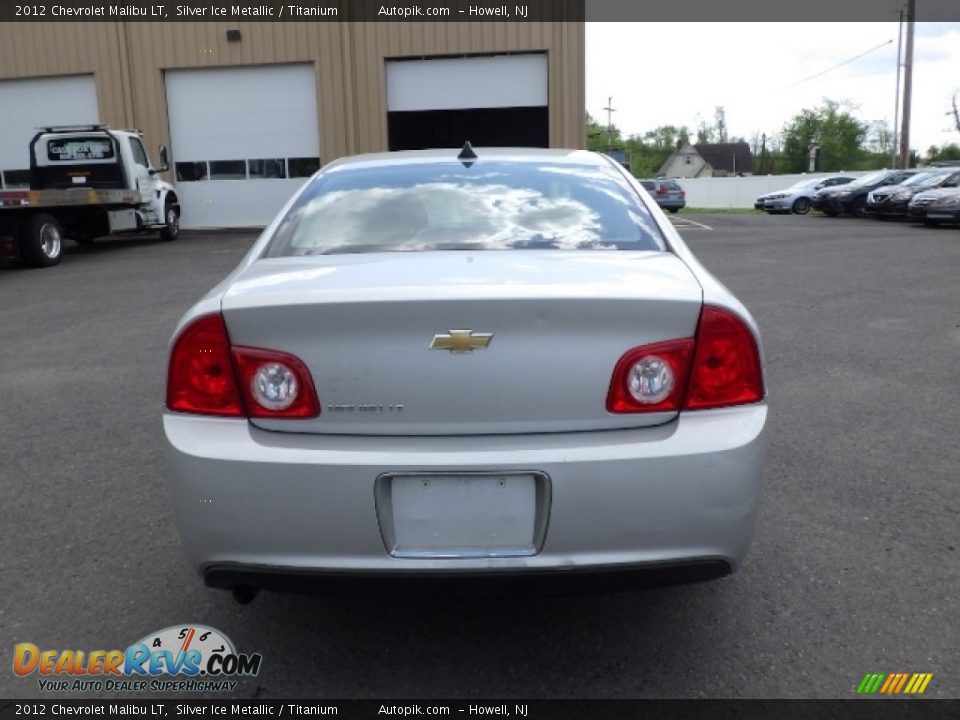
[159,199,180,242]
[668,208,678,214]
[19,213,63,268]
[792,197,811,215]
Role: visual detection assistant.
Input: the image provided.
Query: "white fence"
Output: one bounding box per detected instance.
[677,172,869,209]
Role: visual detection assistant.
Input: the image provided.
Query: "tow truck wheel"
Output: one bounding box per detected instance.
[159,199,180,242]
[20,213,63,268]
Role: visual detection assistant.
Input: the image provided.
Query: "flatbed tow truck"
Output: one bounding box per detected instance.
[0,125,179,268]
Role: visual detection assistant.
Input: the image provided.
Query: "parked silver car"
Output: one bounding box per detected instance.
[639,178,686,213]
[755,175,855,215]
[164,148,768,602]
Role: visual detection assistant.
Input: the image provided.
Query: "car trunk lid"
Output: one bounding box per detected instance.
[221,251,704,435]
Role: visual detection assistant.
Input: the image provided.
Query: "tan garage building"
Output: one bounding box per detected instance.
[0,21,584,227]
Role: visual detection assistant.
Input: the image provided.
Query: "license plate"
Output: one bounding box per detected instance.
[376,472,549,558]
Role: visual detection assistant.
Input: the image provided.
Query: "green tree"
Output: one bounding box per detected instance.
[586,112,622,151]
[866,120,894,155]
[584,114,698,178]
[620,135,663,177]
[925,143,960,163]
[693,107,728,144]
[781,100,868,172]
[643,125,690,151]
[695,121,711,144]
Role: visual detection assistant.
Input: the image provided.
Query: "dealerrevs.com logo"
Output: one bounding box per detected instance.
[13,625,262,693]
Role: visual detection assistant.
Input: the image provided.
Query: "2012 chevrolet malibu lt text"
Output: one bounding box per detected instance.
[163,147,769,602]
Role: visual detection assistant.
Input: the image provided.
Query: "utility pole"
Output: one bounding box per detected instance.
[898,0,915,168]
[891,8,903,168]
[603,96,616,151]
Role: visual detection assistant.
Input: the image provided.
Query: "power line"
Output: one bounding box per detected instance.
[786,39,894,89]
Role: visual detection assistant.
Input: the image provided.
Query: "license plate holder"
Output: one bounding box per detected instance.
[375,471,551,559]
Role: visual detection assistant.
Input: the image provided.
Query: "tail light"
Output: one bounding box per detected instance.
[231,346,320,418]
[167,314,243,417]
[606,340,694,413]
[655,186,669,196]
[684,306,764,409]
[167,313,319,418]
[607,306,764,414]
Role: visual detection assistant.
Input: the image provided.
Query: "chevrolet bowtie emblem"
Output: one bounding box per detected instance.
[430,330,494,353]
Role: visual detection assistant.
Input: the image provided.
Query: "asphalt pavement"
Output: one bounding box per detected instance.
[1,214,957,699]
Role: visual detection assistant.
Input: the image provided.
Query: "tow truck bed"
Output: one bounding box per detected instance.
[0,188,140,210]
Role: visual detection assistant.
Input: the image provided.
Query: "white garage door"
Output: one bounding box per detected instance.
[165,64,320,229]
[385,54,549,150]
[386,54,548,111]
[0,75,99,189]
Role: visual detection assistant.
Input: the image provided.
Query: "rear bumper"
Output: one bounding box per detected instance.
[204,558,733,596]
[655,198,686,210]
[164,404,768,587]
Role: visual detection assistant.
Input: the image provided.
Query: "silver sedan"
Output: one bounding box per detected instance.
[164,148,768,601]
[756,175,855,214]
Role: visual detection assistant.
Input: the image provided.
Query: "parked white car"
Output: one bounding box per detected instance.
[755,175,855,215]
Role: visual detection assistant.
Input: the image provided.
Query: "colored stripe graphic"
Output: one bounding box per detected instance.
[858,673,932,694]
[879,674,897,694]
[857,673,885,694]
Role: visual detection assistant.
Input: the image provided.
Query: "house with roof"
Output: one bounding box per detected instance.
[658,141,754,178]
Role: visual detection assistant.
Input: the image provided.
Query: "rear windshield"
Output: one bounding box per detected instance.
[265,160,664,256]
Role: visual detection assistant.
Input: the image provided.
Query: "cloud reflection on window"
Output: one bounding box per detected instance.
[289,183,632,254]
[267,160,665,257]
